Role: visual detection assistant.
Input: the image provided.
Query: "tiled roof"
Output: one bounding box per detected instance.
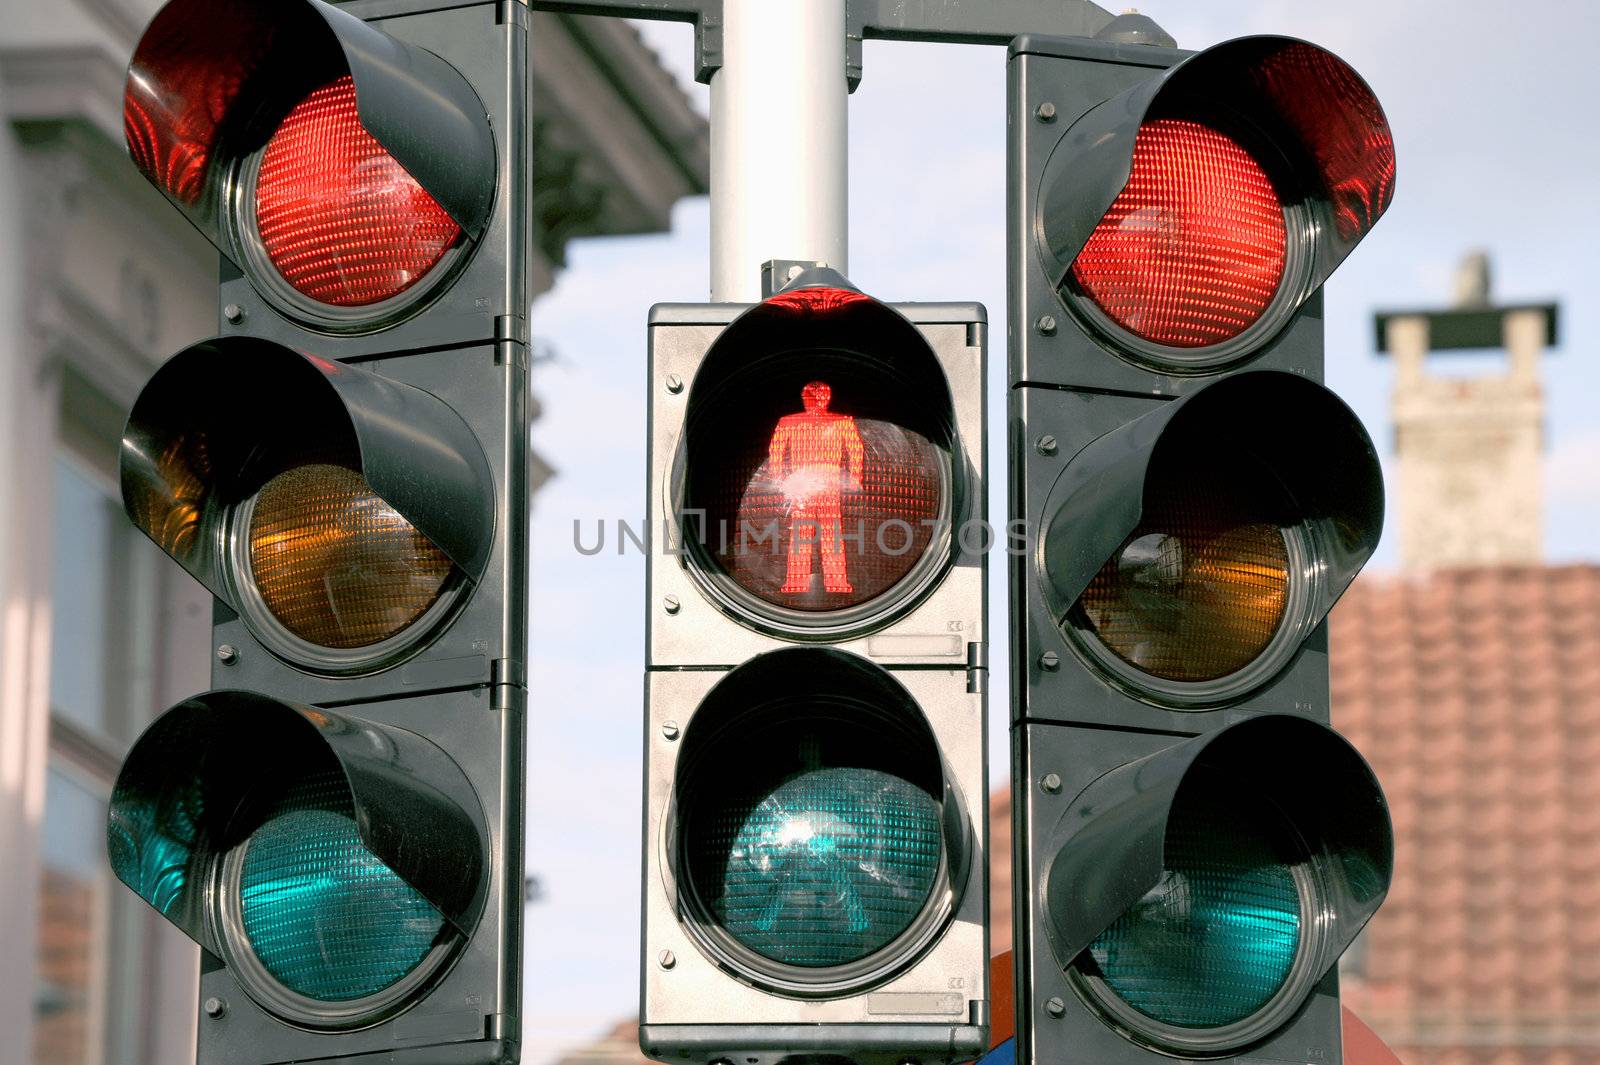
[988,564,1600,1065]
[991,787,1013,959]
[1333,564,1600,1064]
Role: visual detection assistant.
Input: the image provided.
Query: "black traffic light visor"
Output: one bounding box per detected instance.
[120,336,496,597]
[1037,36,1395,298]
[106,690,491,948]
[1041,714,1392,976]
[688,267,959,449]
[1040,370,1383,629]
[124,0,496,259]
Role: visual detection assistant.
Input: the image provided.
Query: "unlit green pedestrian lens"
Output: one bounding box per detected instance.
[1085,780,1302,1028]
[689,765,942,967]
[239,768,445,1001]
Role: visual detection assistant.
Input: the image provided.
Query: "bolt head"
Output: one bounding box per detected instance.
[664,595,681,615]
[1035,435,1058,457]
[1046,995,1067,1017]
[1041,772,1063,794]
[1036,314,1058,336]
[216,644,239,665]
[661,721,680,741]
[1036,101,1058,123]
[1040,651,1061,671]
[223,303,244,324]
[203,996,227,1018]
[658,949,676,970]
[665,373,684,394]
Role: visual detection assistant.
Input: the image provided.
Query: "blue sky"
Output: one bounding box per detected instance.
[522,3,1599,1058]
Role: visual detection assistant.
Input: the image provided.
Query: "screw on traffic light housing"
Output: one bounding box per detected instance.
[106,1,530,1062]
[1008,34,1396,1065]
[640,271,990,1065]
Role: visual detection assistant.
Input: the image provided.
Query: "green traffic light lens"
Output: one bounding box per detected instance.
[688,764,942,968]
[238,769,447,1003]
[1083,774,1303,1030]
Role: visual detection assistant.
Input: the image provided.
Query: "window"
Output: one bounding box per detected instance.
[33,405,206,1065]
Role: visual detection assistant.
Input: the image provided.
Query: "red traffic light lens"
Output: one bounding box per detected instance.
[247,463,455,650]
[253,76,461,308]
[1070,118,1286,349]
[695,376,946,613]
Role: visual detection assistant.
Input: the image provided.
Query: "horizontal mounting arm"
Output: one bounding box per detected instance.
[526,0,1170,88]
[528,0,724,82]
[847,0,1121,87]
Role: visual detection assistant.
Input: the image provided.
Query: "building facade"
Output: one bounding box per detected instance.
[0,4,707,1064]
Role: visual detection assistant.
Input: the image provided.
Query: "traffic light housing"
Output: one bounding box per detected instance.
[1008,34,1395,1065]
[107,1,530,1062]
[640,272,989,1064]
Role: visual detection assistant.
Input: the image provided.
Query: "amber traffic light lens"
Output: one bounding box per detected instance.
[253,75,461,307]
[1072,455,1292,683]
[247,464,453,649]
[1070,118,1286,349]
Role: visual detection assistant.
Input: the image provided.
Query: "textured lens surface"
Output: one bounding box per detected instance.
[248,463,453,650]
[694,375,945,613]
[687,764,942,968]
[1086,778,1302,1029]
[254,75,460,307]
[239,768,445,1002]
[1070,118,1286,348]
[1073,455,1291,683]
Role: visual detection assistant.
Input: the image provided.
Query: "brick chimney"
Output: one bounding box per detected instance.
[1375,252,1559,571]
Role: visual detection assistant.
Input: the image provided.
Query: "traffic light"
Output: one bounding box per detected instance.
[107,1,529,1062]
[640,269,989,1065]
[1008,34,1396,1065]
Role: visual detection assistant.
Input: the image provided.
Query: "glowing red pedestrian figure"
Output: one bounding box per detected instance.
[767,381,866,595]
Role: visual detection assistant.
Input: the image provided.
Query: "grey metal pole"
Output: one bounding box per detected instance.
[709,0,848,302]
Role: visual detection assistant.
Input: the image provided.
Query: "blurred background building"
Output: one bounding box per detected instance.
[0,3,706,1065]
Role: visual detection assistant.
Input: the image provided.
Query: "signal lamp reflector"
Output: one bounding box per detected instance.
[687,762,942,968]
[253,75,461,308]
[246,463,454,651]
[236,768,449,1003]
[1074,769,1306,1038]
[1071,452,1293,685]
[1070,118,1286,349]
[673,650,963,993]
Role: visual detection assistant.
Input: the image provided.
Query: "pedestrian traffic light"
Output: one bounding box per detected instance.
[106,1,530,1062]
[640,269,989,1065]
[1007,34,1396,1065]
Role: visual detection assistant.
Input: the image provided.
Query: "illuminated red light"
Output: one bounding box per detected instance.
[699,377,944,613]
[254,76,461,308]
[764,287,873,315]
[768,382,866,595]
[1070,118,1286,348]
